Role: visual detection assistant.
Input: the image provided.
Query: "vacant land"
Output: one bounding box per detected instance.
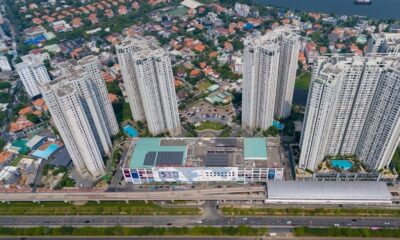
[196,80,213,91]
[0,201,200,215]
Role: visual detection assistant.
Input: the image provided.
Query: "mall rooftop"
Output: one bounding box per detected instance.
[123,137,282,170]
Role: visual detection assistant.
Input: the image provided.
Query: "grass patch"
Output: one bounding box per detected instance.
[196,121,225,131]
[165,6,187,16]
[294,227,400,238]
[10,155,25,166]
[0,225,268,237]
[295,72,311,90]
[221,206,400,217]
[196,80,213,91]
[0,201,200,216]
[197,0,217,4]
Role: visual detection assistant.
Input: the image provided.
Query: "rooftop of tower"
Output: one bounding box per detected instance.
[56,83,75,97]
[244,26,299,47]
[15,54,44,69]
[77,55,98,65]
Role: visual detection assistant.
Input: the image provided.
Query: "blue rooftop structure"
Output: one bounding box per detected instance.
[130,138,187,169]
[244,138,267,160]
[243,23,254,30]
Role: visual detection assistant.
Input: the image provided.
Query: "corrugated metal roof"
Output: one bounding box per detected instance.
[267,181,392,200]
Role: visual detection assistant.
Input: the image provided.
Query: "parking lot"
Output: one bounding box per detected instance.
[180,100,236,124]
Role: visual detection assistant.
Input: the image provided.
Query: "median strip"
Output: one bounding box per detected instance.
[0,226,268,237]
[0,201,200,215]
[221,206,400,217]
[294,227,400,238]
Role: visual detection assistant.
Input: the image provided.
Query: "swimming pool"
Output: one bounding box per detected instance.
[330,159,353,170]
[273,120,284,130]
[31,143,59,159]
[123,124,138,137]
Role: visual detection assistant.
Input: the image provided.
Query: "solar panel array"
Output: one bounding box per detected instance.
[143,151,157,166]
[215,138,238,147]
[205,153,229,167]
[155,151,184,166]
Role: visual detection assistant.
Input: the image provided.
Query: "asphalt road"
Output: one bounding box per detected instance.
[0,215,399,228]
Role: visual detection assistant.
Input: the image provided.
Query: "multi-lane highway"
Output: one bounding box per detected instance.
[0,201,399,229]
[0,215,398,228]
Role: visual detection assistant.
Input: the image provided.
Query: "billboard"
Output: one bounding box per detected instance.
[158,171,179,180]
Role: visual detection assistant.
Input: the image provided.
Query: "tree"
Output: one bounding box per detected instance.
[0,81,11,90]
[263,126,279,137]
[43,59,51,71]
[106,81,122,96]
[231,39,244,51]
[231,91,242,106]
[26,113,40,124]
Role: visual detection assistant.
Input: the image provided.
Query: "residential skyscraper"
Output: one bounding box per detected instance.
[367,33,400,55]
[356,66,400,170]
[299,58,344,171]
[242,28,300,130]
[117,37,181,136]
[275,30,301,119]
[78,55,119,136]
[16,54,51,97]
[116,37,146,122]
[40,57,118,180]
[242,32,280,130]
[299,55,400,172]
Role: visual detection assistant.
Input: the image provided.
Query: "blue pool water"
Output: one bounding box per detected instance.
[24,34,46,46]
[31,143,59,159]
[123,124,138,137]
[331,159,353,170]
[273,120,284,130]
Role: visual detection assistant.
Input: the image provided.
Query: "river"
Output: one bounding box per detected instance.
[256,0,400,19]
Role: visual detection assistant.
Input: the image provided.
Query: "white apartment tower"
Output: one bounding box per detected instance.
[299,55,400,171]
[356,66,400,170]
[117,37,181,136]
[275,30,301,119]
[41,74,105,180]
[242,28,300,130]
[299,59,344,170]
[78,55,119,136]
[40,57,118,180]
[242,33,280,130]
[15,54,51,97]
[367,33,400,55]
[116,38,146,122]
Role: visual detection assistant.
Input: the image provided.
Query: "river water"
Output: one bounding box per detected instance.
[256,0,400,19]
